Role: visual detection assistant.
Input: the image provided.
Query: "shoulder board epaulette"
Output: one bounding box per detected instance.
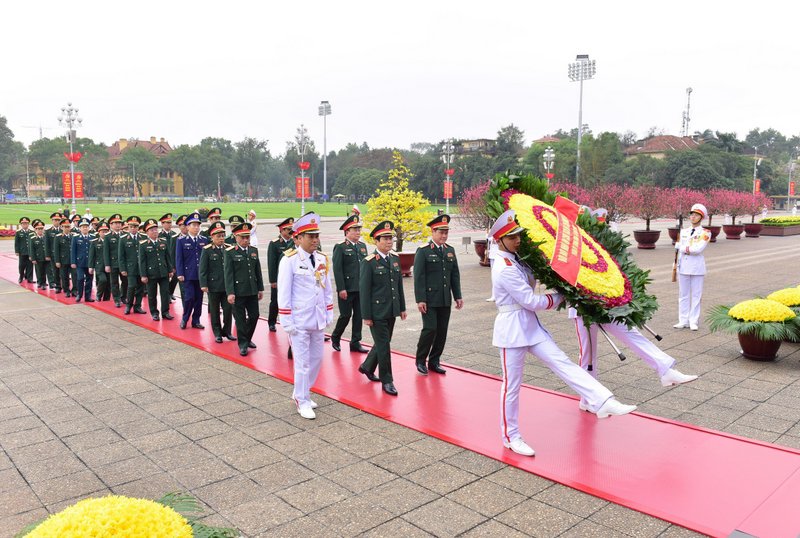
[364,254,376,261]
[339,240,348,245]
[203,243,214,249]
[139,239,148,244]
[272,238,281,243]
[284,249,297,257]
[389,250,398,256]
[318,252,328,260]
[225,245,236,251]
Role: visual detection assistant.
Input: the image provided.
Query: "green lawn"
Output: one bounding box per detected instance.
[0,202,453,225]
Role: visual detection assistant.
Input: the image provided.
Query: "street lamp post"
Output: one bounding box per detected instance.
[441,139,455,213]
[57,102,82,214]
[318,101,331,199]
[542,146,555,183]
[297,124,309,216]
[568,55,596,185]
[789,146,799,209]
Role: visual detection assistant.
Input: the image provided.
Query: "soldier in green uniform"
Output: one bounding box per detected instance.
[88,221,111,301]
[413,214,463,375]
[267,217,294,332]
[224,222,264,356]
[200,222,235,343]
[44,212,62,289]
[53,218,74,295]
[139,218,174,321]
[225,215,245,246]
[158,213,179,301]
[330,214,369,353]
[358,221,407,396]
[119,216,147,315]
[14,217,34,284]
[28,220,48,289]
[104,214,126,307]
[202,207,222,239]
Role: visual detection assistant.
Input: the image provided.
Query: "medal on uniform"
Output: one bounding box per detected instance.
[315,264,327,288]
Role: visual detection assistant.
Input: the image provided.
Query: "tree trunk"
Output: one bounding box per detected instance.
[395,226,404,252]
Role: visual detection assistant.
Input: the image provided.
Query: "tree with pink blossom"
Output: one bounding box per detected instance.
[623,185,671,231]
[669,188,704,228]
[456,180,493,231]
[742,192,772,223]
[585,183,629,224]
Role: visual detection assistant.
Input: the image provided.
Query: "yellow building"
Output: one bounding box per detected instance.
[107,137,184,197]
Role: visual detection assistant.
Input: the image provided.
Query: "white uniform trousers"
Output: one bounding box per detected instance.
[574,320,676,378]
[291,328,325,408]
[499,337,613,443]
[677,274,704,326]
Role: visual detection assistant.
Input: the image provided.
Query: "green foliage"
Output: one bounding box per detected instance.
[707,305,800,341]
[155,492,239,538]
[118,146,159,198]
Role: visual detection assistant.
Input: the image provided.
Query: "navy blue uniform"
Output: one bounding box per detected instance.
[70,233,94,300]
[175,233,209,325]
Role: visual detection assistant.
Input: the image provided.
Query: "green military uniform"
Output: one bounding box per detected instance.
[201,207,222,239]
[139,219,173,319]
[199,222,233,342]
[88,225,110,301]
[44,213,62,288]
[14,218,34,283]
[118,218,145,313]
[224,215,244,247]
[413,215,462,374]
[331,215,369,351]
[52,223,74,295]
[267,217,295,330]
[359,221,406,390]
[104,214,126,306]
[224,222,264,355]
[27,222,48,289]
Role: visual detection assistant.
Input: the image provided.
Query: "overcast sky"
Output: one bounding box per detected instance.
[3,0,798,153]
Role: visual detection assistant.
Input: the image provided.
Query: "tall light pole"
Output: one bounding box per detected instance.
[57,102,82,214]
[543,146,555,183]
[296,124,309,215]
[441,139,455,213]
[752,145,761,195]
[788,146,798,209]
[318,101,331,199]
[568,54,596,185]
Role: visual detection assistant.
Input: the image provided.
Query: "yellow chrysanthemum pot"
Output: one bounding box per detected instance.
[708,299,800,361]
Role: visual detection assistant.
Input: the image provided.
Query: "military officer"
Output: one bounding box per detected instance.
[159,213,180,301]
[490,209,636,457]
[28,220,48,289]
[14,217,34,284]
[224,222,264,356]
[170,215,188,299]
[139,218,174,321]
[278,212,334,419]
[674,203,711,331]
[267,217,294,332]
[202,207,222,239]
[88,221,111,301]
[104,214,126,307]
[330,215,369,353]
[70,218,94,302]
[68,214,81,288]
[175,212,209,329]
[225,215,245,246]
[200,222,234,343]
[118,216,146,315]
[413,214,463,375]
[44,212,63,289]
[90,216,100,233]
[52,218,74,295]
[358,221,407,396]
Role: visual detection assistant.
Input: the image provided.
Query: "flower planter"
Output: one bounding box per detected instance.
[473,239,491,267]
[706,225,721,243]
[761,224,800,236]
[632,229,661,249]
[667,227,680,245]
[397,252,415,277]
[738,332,781,361]
[744,223,763,238]
[722,224,744,240]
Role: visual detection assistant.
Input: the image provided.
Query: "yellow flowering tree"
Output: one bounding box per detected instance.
[363,150,430,251]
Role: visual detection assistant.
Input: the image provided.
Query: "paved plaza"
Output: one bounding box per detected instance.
[1,217,799,537]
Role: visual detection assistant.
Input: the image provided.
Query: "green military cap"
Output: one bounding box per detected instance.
[126,215,142,226]
[228,215,245,226]
[143,219,159,232]
[370,220,395,239]
[109,213,124,224]
[340,214,362,231]
[97,221,109,232]
[49,212,62,219]
[159,213,173,223]
[32,219,44,228]
[277,217,294,230]
[90,216,100,224]
[207,207,222,218]
[426,213,451,230]
[70,214,81,222]
[19,216,31,224]
[176,214,188,226]
[232,222,252,236]
[208,221,226,235]
[59,218,70,225]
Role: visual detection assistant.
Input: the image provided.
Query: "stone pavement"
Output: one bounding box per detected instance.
[1,220,799,537]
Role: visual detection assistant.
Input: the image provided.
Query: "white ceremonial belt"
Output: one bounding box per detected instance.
[497,303,522,313]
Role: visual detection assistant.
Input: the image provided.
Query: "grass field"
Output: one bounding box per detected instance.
[0,202,452,225]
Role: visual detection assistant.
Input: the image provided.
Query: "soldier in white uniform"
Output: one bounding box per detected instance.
[674,203,711,331]
[278,212,334,420]
[490,209,636,457]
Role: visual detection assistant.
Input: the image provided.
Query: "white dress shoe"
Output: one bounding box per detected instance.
[298,406,316,420]
[578,398,591,412]
[485,297,495,302]
[595,398,637,419]
[673,322,688,329]
[660,368,698,387]
[310,400,318,409]
[690,324,699,331]
[503,438,535,456]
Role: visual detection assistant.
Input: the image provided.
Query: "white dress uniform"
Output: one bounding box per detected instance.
[277,214,334,415]
[675,224,710,329]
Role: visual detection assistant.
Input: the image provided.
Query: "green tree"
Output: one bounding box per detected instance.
[118,147,159,198]
[235,137,270,195]
[0,116,25,193]
[28,137,68,193]
[335,167,384,197]
[73,138,111,196]
[661,151,725,190]
[363,151,430,252]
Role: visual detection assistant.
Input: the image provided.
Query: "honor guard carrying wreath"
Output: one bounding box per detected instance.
[358,221,407,396]
[330,214,369,353]
[28,220,48,289]
[674,203,711,331]
[267,217,295,332]
[277,212,334,419]
[490,210,636,457]
[118,216,147,315]
[139,219,174,321]
[175,212,209,329]
[413,214,463,375]
[224,222,264,356]
[199,222,235,343]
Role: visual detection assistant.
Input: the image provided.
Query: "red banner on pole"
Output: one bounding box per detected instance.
[755,179,761,193]
[62,172,84,199]
[295,177,310,198]
[790,181,795,196]
[444,180,453,200]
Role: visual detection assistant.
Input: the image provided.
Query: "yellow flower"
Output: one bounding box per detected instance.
[728,299,795,323]
[766,288,800,307]
[26,496,193,538]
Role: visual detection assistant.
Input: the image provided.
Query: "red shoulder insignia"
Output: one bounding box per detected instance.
[504,258,513,266]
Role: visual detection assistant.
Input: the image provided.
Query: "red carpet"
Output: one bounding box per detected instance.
[3,254,800,537]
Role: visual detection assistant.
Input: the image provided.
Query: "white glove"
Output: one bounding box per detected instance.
[284,325,297,336]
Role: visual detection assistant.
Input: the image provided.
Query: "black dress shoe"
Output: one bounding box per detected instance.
[225,333,236,341]
[134,307,147,314]
[247,341,257,349]
[324,336,331,342]
[358,365,379,382]
[268,324,276,332]
[416,363,428,375]
[162,313,174,320]
[18,277,23,283]
[239,347,248,356]
[85,298,95,303]
[75,296,82,303]
[124,306,131,315]
[152,314,160,321]
[430,365,447,375]
[55,289,62,294]
[287,347,293,360]
[192,323,205,329]
[350,344,369,353]
[215,336,223,343]
[114,300,121,307]
[331,339,341,352]
[382,383,398,396]
[180,320,187,329]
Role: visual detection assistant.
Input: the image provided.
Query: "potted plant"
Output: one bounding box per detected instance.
[457,181,493,266]
[716,190,747,239]
[586,183,629,227]
[766,287,800,342]
[668,188,701,244]
[624,185,669,249]
[703,189,724,242]
[707,298,800,361]
[742,192,771,238]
